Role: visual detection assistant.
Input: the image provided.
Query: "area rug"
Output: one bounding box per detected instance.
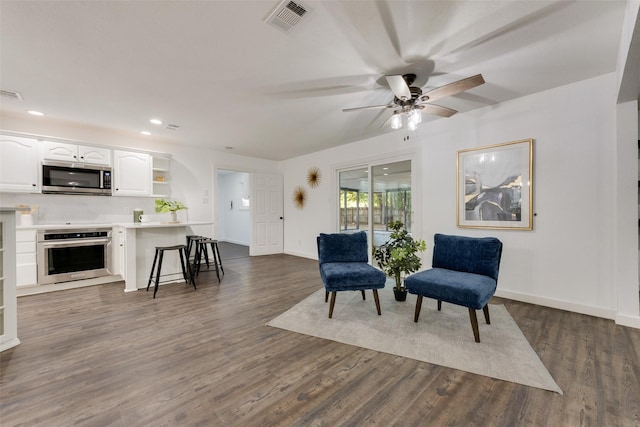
[267,287,562,394]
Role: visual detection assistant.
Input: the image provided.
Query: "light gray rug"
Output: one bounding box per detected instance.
[267,287,562,394]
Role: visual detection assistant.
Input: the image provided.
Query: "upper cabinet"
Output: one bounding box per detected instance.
[152,155,171,197]
[0,135,40,193]
[42,141,111,166]
[0,133,169,197]
[113,150,151,196]
[79,146,111,165]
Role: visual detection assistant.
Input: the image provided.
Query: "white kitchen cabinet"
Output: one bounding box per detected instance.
[42,141,111,166]
[15,229,37,287]
[0,135,40,193]
[78,146,111,165]
[152,155,171,197]
[1,209,20,352]
[112,226,126,277]
[113,150,151,196]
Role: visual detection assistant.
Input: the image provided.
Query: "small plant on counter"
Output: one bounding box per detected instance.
[154,199,188,213]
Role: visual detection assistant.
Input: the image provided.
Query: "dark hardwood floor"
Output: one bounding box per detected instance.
[1,254,639,426]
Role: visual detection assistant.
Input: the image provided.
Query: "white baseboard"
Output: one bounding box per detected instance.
[615,314,640,329]
[0,337,21,352]
[495,288,617,320]
[17,275,123,296]
[284,249,317,260]
[219,238,249,246]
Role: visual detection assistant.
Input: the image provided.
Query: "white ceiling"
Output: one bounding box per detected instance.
[0,0,630,161]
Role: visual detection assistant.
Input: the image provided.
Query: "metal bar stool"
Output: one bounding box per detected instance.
[185,235,200,259]
[194,239,224,282]
[187,235,209,271]
[146,244,195,298]
[186,235,205,267]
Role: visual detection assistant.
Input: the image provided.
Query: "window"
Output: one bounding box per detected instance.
[338,159,413,249]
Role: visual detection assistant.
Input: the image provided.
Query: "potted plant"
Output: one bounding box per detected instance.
[155,198,187,223]
[373,220,426,301]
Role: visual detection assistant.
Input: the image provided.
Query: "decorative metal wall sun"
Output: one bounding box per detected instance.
[307,166,321,188]
[293,185,307,209]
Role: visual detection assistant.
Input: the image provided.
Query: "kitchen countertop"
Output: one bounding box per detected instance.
[16,221,213,230]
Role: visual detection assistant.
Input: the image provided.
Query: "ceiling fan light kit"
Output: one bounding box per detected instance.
[343,72,485,131]
[391,107,423,131]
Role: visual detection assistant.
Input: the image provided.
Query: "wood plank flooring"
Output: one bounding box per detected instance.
[1,253,639,426]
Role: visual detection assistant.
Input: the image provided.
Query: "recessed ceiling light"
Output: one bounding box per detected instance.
[383,167,389,170]
[28,110,44,116]
[140,131,151,136]
[150,118,162,125]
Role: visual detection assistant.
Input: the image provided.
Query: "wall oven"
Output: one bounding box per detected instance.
[37,228,113,285]
[42,160,112,195]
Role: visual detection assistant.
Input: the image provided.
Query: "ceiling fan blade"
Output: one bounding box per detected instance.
[343,104,394,112]
[421,74,485,103]
[421,104,458,118]
[385,75,411,100]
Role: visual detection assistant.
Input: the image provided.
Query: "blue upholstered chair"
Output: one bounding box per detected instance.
[317,232,387,318]
[405,234,503,342]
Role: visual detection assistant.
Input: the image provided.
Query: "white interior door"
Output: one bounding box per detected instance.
[250,173,283,256]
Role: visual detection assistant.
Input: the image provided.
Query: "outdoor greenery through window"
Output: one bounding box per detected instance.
[339,160,412,247]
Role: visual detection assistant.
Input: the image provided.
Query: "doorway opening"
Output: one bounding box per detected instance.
[216,169,251,256]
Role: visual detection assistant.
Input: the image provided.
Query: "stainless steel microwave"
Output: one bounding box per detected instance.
[42,160,112,195]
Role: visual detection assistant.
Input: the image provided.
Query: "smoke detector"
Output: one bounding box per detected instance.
[265,0,311,34]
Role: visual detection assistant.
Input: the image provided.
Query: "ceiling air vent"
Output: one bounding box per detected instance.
[165,123,180,131]
[265,0,311,34]
[0,89,23,101]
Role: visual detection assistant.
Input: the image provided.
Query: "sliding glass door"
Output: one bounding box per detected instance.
[339,167,369,232]
[371,160,412,247]
[338,159,413,252]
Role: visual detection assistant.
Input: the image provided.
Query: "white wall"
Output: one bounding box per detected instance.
[281,72,639,323]
[615,100,640,327]
[280,133,421,259]
[2,72,637,324]
[0,112,279,239]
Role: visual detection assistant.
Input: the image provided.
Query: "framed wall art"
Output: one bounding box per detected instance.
[457,138,533,230]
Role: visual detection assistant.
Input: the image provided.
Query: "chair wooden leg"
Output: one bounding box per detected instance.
[372,289,381,315]
[483,305,491,324]
[414,295,423,322]
[328,292,337,318]
[361,290,366,300]
[437,300,442,311]
[325,290,328,302]
[469,308,480,343]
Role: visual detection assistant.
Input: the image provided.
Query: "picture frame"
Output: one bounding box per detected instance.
[457,138,533,230]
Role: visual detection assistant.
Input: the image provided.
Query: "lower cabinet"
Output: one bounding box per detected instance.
[16,229,37,287]
[112,226,126,277]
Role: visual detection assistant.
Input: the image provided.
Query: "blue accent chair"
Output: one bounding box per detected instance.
[405,234,503,342]
[317,232,387,318]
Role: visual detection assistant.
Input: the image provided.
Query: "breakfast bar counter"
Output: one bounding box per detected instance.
[115,221,213,292]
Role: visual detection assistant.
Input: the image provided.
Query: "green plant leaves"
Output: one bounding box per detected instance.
[155,198,188,213]
[373,221,426,289]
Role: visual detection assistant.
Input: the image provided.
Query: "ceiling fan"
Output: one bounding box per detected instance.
[343,73,485,130]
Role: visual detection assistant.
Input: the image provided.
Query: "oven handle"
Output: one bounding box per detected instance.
[40,238,111,248]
